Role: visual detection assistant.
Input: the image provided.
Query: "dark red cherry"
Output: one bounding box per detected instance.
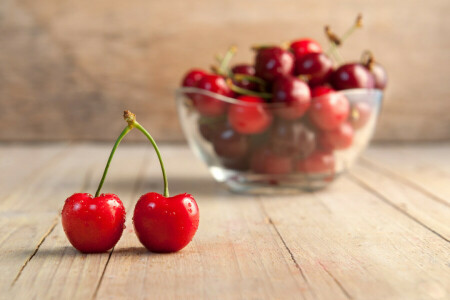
[193,74,232,116]
[181,69,207,88]
[271,76,311,120]
[231,64,259,91]
[251,147,293,175]
[331,63,375,90]
[296,150,335,174]
[212,125,249,159]
[318,122,354,150]
[309,87,350,131]
[228,96,273,134]
[255,47,294,82]
[369,63,387,90]
[311,85,334,97]
[290,38,322,59]
[349,102,372,130]
[295,53,333,86]
[197,116,226,142]
[270,120,316,158]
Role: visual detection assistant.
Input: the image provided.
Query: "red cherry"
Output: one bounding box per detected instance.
[228,96,273,134]
[296,150,335,174]
[272,76,311,120]
[295,53,333,86]
[331,63,375,90]
[309,87,350,131]
[231,64,259,91]
[181,69,207,88]
[197,117,226,142]
[255,47,294,81]
[133,192,199,253]
[251,147,293,175]
[270,120,316,158]
[311,86,334,97]
[318,122,354,150]
[290,38,322,59]
[212,125,249,159]
[192,74,232,116]
[62,193,126,253]
[369,63,387,90]
[350,102,372,130]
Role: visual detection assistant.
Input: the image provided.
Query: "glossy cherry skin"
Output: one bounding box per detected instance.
[331,63,375,90]
[192,74,232,116]
[255,47,294,82]
[309,87,350,131]
[290,38,322,59]
[350,102,372,130]
[296,150,335,174]
[251,147,293,175]
[270,120,316,158]
[295,53,333,86]
[228,96,273,134]
[133,192,199,253]
[369,63,387,90]
[62,193,126,253]
[212,125,249,159]
[181,69,207,88]
[272,76,311,120]
[232,64,259,91]
[318,122,354,151]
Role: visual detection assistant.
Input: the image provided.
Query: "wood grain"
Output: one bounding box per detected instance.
[1,144,449,299]
[0,0,449,142]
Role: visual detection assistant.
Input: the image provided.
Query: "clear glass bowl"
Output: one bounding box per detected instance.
[176,87,383,194]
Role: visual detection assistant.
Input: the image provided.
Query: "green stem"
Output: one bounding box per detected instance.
[133,121,169,197]
[95,126,132,197]
[218,46,237,76]
[226,79,272,99]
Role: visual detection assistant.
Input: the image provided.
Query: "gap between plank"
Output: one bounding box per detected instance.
[318,262,353,299]
[91,151,150,300]
[258,199,318,300]
[348,173,450,243]
[11,217,59,287]
[360,156,449,208]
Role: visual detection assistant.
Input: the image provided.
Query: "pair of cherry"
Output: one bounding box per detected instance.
[62,111,199,253]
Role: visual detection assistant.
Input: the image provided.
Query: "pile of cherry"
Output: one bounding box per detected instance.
[181,16,386,176]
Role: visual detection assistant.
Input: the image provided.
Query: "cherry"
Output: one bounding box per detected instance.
[350,102,372,130]
[330,63,375,90]
[192,74,232,116]
[228,95,273,134]
[181,69,207,88]
[317,122,354,150]
[271,76,311,120]
[295,53,334,86]
[270,119,316,158]
[296,150,335,174]
[254,47,294,81]
[290,38,322,59]
[251,147,293,175]
[122,111,199,253]
[197,116,226,142]
[133,192,199,253]
[231,64,259,91]
[62,193,126,253]
[212,125,249,159]
[220,156,250,171]
[309,87,350,131]
[369,63,387,90]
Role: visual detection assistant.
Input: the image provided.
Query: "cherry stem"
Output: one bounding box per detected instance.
[226,79,272,99]
[95,125,132,197]
[340,14,363,44]
[218,46,237,76]
[124,111,169,197]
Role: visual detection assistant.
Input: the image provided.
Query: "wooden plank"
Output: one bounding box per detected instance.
[348,163,450,241]
[9,145,148,299]
[261,178,450,300]
[363,144,450,205]
[96,146,311,300]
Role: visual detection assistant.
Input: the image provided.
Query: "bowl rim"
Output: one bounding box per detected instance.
[175,87,383,108]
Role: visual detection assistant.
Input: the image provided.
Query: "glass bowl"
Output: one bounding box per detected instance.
[175,87,383,194]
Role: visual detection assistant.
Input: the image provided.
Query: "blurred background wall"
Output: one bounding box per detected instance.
[0,0,449,142]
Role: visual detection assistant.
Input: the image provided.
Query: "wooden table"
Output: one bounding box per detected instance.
[1,143,449,300]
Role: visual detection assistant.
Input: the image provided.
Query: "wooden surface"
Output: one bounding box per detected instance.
[1,143,449,300]
[1,0,450,142]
